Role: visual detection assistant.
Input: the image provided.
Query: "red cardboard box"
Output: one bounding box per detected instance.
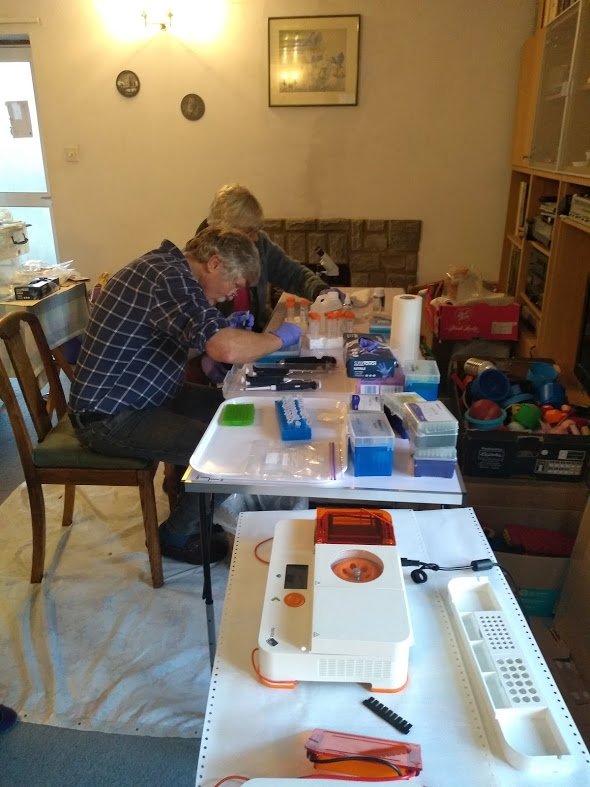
[423,291,519,341]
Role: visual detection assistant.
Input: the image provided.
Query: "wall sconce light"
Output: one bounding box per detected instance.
[141,7,173,32]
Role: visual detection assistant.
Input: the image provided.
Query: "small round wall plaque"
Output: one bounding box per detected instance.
[181,93,205,121]
[116,70,140,98]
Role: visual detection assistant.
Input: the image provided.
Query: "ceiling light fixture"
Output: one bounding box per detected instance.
[141,8,173,32]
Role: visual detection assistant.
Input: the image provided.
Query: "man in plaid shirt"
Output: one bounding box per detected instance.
[69,227,300,564]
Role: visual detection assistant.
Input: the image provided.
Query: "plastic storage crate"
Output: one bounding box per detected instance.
[451,356,590,481]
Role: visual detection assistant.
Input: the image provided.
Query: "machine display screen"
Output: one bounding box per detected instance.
[284,563,308,589]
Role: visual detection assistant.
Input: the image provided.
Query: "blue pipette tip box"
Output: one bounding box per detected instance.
[348,412,395,476]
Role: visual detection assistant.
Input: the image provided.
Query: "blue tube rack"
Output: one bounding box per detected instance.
[275,397,312,441]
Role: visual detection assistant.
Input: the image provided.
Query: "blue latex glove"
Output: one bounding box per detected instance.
[228,310,254,330]
[319,287,345,303]
[359,336,384,353]
[201,355,231,383]
[271,322,302,349]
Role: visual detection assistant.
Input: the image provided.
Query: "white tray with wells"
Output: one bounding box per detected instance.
[447,575,585,774]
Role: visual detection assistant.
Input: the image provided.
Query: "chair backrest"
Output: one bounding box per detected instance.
[0,311,68,474]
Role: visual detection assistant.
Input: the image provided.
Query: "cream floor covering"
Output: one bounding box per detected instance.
[0,470,229,738]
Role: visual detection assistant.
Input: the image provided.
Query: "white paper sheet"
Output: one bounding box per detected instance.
[0,469,227,738]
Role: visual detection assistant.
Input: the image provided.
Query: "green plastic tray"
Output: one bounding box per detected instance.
[219,403,255,426]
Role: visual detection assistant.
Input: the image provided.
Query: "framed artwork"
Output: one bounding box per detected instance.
[268,15,360,107]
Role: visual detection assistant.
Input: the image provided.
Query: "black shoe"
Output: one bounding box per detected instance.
[159,532,228,566]
[0,705,17,733]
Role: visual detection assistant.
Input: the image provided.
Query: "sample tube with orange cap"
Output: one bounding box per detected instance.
[299,298,310,330]
[308,311,321,340]
[326,311,340,340]
[285,295,297,322]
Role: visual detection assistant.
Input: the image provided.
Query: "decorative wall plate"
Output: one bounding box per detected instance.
[116,70,140,98]
[181,93,205,121]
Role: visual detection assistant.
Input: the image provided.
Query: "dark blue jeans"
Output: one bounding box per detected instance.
[73,383,224,541]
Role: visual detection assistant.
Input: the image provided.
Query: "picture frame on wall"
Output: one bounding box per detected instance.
[268,15,360,107]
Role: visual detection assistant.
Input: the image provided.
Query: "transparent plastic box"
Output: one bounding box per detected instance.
[348,411,395,477]
[402,400,458,435]
[412,444,457,460]
[382,391,425,420]
[406,422,458,449]
[348,411,395,449]
[400,360,440,400]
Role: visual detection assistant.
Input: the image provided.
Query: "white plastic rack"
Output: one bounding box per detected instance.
[447,575,579,773]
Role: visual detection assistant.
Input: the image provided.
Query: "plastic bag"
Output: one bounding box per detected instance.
[213,493,309,536]
[444,266,483,303]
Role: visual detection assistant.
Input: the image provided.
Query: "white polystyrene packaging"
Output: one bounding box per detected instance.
[310,291,342,313]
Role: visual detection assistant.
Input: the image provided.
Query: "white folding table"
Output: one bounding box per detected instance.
[195,507,590,787]
[184,395,465,666]
[185,285,464,663]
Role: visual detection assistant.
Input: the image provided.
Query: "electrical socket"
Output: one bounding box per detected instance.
[64,146,79,163]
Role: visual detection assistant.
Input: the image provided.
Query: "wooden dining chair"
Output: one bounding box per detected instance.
[0,310,164,587]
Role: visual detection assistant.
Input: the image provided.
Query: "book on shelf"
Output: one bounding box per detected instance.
[543,0,558,25]
[507,247,520,297]
[545,0,575,25]
[515,180,528,236]
[557,0,575,14]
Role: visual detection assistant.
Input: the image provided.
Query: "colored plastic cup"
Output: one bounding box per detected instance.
[537,381,566,408]
[465,407,507,430]
[501,382,534,407]
[512,402,542,430]
[469,368,511,402]
[526,361,558,390]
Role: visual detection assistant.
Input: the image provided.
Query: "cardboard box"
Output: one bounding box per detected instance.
[424,292,520,341]
[494,551,569,616]
[465,476,589,513]
[554,499,590,692]
[476,505,576,617]
[451,356,590,482]
[530,618,590,748]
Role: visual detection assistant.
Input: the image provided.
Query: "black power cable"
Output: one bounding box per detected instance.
[401,556,527,619]
[401,557,497,584]
[307,752,402,776]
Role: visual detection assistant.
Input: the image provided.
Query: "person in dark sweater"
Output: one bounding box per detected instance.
[197,183,330,330]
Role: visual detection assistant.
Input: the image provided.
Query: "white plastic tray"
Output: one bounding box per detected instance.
[447,576,578,773]
[189,395,348,484]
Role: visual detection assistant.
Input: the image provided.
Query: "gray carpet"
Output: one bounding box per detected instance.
[0,380,202,786]
[0,722,197,786]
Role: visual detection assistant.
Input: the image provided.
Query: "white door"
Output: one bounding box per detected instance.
[0,40,59,264]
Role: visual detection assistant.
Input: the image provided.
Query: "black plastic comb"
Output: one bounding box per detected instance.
[362,696,412,734]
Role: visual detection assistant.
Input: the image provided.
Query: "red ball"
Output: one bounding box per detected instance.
[468,399,503,421]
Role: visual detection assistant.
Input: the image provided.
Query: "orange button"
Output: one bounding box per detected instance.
[284,592,305,607]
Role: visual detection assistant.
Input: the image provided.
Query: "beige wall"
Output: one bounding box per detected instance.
[3,0,537,286]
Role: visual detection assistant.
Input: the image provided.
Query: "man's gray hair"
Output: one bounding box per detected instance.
[184,226,260,285]
[207,184,264,233]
